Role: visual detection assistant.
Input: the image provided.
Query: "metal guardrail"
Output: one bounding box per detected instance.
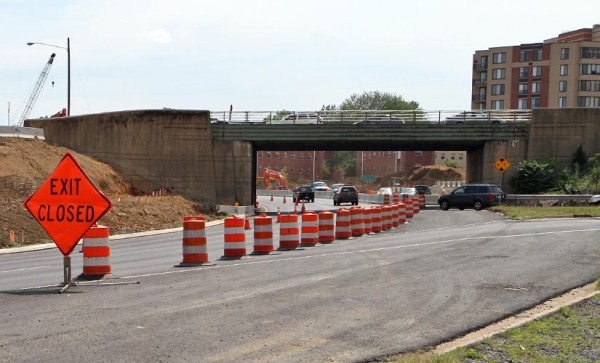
[211,110,532,125]
[0,126,45,139]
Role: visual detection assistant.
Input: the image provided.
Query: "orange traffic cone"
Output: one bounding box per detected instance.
[270,195,274,201]
[283,195,286,204]
[293,205,298,215]
[295,198,299,207]
[301,202,306,214]
[276,207,281,223]
[245,216,251,230]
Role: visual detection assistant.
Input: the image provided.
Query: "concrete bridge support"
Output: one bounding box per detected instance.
[27,110,253,207]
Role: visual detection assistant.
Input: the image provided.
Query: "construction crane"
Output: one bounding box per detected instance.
[17,53,56,126]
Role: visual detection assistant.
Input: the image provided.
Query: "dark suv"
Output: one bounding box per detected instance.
[438,184,505,211]
[293,185,315,203]
[333,185,359,206]
[414,185,431,195]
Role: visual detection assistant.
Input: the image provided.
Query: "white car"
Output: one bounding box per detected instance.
[272,112,323,124]
[376,187,393,195]
[311,181,330,191]
[399,187,417,198]
[444,111,506,125]
[590,195,600,205]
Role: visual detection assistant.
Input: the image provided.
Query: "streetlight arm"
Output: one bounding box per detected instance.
[27,42,67,50]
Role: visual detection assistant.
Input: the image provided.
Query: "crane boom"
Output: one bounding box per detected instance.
[18,53,56,126]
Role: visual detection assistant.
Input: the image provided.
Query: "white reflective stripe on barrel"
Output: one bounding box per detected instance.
[83,257,110,266]
[183,229,206,238]
[83,237,109,247]
[183,245,208,254]
[224,242,246,249]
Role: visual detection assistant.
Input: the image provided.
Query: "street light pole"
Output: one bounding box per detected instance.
[27,37,70,116]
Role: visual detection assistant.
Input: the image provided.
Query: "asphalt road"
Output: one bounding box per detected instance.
[1,202,599,363]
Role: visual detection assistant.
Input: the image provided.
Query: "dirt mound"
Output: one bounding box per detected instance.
[0,137,215,248]
[405,165,465,186]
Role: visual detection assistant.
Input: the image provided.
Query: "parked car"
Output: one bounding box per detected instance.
[311,181,330,191]
[272,112,323,124]
[414,185,431,195]
[437,184,505,211]
[293,185,315,203]
[334,185,359,206]
[444,112,506,125]
[331,183,345,193]
[354,114,405,125]
[590,195,600,205]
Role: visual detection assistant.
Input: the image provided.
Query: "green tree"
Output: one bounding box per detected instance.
[444,160,460,168]
[333,91,419,111]
[324,151,356,179]
[511,159,556,193]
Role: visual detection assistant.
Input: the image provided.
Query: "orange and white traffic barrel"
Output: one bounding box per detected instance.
[391,204,400,227]
[253,214,273,254]
[335,208,351,239]
[350,207,364,237]
[278,214,300,250]
[371,206,382,233]
[223,215,246,259]
[382,205,391,230]
[412,196,421,214]
[383,193,390,205]
[178,217,209,266]
[393,193,400,204]
[398,202,407,224]
[301,212,319,247]
[318,210,335,244]
[363,207,372,234]
[405,198,414,218]
[419,193,426,209]
[82,225,111,277]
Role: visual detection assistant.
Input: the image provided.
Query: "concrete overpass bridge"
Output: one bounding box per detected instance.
[26,109,600,208]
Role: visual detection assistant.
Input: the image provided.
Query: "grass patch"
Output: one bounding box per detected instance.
[387,294,600,363]
[491,205,600,219]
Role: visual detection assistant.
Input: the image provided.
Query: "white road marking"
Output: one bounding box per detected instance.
[0,266,51,274]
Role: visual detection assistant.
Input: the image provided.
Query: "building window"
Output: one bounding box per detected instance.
[519,67,529,79]
[267,152,271,159]
[491,100,505,109]
[559,97,567,108]
[307,153,311,160]
[518,99,528,109]
[532,81,542,94]
[578,80,600,91]
[559,81,568,92]
[491,84,505,95]
[298,167,302,173]
[415,151,422,156]
[580,47,600,59]
[531,98,541,108]
[577,96,600,107]
[518,83,529,95]
[275,152,279,159]
[532,66,542,77]
[519,51,529,62]
[532,49,543,61]
[450,153,456,160]
[258,151,263,158]
[283,152,287,158]
[579,64,600,75]
[291,154,295,159]
[440,153,445,160]
[492,68,506,80]
[560,48,569,60]
[299,154,303,160]
[290,167,295,173]
[458,153,464,160]
[560,64,568,76]
[492,52,506,64]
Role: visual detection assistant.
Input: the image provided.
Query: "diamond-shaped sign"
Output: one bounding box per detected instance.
[494,158,511,173]
[24,152,112,256]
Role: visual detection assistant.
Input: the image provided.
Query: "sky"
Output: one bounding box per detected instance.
[1,0,598,124]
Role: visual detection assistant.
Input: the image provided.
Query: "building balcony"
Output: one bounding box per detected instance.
[472,95,487,102]
[473,63,488,71]
[473,79,488,86]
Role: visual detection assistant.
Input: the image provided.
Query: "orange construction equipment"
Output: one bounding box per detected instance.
[300,212,319,247]
[363,207,372,234]
[222,215,246,259]
[278,213,300,250]
[318,210,335,244]
[350,207,364,237]
[253,214,274,254]
[263,168,289,190]
[82,225,111,277]
[51,108,67,118]
[178,217,210,266]
[335,208,352,239]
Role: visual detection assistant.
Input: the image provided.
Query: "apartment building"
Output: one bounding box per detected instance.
[356,151,435,177]
[257,150,326,183]
[472,24,600,109]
